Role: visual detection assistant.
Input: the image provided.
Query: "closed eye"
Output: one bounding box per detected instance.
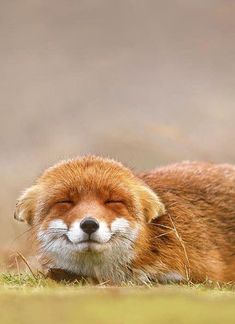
[105,200,125,205]
[55,200,73,205]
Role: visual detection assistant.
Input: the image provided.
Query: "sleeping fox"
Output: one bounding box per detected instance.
[14,156,235,284]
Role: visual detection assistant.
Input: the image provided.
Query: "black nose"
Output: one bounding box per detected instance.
[80,217,99,235]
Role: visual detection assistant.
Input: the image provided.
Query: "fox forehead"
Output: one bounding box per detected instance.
[40,156,134,183]
[35,157,141,204]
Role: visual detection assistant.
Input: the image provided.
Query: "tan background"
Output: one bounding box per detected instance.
[0,0,235,251]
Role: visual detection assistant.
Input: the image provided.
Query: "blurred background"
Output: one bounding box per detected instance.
[0,0,235,263]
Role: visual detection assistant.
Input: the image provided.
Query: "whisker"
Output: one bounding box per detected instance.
[40,237,59,252]
[118,234,136,245]
[46,228,68,231]
[11,227,34,243]
[42,230,67,236]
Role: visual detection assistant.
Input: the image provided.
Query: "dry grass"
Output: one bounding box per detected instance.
[1,273,235,324]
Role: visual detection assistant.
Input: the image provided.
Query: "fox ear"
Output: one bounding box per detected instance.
[14,185,38,225]
[138,185,165,223]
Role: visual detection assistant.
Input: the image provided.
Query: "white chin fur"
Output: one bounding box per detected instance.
[70,241,108,253]
[37,217,142,283]
[37,217,139,267]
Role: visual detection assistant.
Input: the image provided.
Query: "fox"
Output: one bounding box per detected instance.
[14,156,235,284]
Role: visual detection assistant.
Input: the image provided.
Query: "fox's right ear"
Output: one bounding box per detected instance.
[14,185,38,225]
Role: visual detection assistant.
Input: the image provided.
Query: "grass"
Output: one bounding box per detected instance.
[0,273,235,324]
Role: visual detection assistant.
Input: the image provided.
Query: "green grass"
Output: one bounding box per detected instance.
[1,273,235,324]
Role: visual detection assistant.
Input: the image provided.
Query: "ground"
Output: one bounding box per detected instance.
[0,274,235,324]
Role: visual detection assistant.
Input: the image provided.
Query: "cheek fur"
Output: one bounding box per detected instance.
[111,218,131,233]
[48,219,68,230]
[37,218,68,245]
[111,217,140,241]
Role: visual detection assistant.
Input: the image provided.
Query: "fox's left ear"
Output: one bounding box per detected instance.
[14,185,39,225]
[138,185,165,223]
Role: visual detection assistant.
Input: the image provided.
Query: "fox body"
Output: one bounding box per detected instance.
[15,157,235,284]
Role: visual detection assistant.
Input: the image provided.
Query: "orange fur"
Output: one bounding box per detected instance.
[15,157,235,284]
